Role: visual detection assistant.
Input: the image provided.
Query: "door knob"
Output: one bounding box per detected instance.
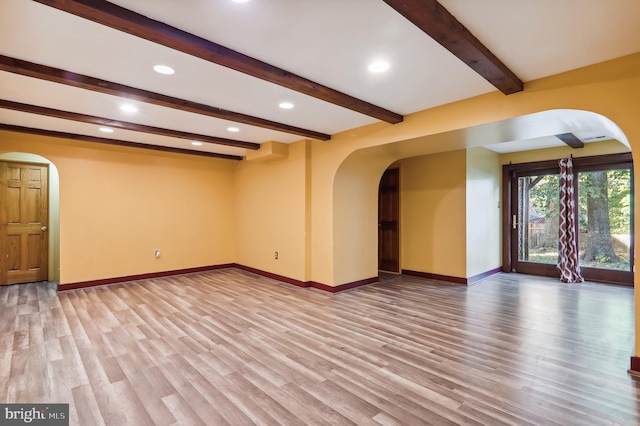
[41,226,47,231]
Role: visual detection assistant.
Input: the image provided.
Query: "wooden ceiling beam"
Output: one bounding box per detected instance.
[0,123,243,160]
[33,0,403,124]
[0,55,330,141]
[382,0,524,95]
[0,99,260,150]
[556,133,585,149]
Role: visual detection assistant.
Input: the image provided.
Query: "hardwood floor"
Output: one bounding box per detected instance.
[1,269,639,425]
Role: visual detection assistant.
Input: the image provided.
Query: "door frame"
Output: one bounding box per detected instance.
[502,152,634,285]
[507,165,560,278]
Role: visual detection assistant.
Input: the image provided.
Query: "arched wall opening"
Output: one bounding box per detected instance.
[331,109,632,286]
[0,151,61,283]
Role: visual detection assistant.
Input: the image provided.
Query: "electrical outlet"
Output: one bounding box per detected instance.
[275,251,278,259]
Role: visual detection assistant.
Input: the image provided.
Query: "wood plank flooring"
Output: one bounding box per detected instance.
[1,269,639,425]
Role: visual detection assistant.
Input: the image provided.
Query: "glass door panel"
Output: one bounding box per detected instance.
[578,169,632,271]
[517,174,560,265]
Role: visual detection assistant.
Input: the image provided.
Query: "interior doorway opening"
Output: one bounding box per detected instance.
[378,167,400,273]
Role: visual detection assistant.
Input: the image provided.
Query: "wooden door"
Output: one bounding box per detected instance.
[378,168,400,272]
[0,161,49,285]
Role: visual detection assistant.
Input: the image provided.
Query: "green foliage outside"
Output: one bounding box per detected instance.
[528,174,559,218]
[588,169,631,235]
[524,168,631,271]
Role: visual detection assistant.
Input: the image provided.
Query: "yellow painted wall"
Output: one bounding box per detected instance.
[466,147,501,277]
[234,140,309,281]
[400,150,467,278]
[332,151,393,284]
[0,131,236,284]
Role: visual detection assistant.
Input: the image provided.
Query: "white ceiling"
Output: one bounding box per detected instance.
[1,0,639,158]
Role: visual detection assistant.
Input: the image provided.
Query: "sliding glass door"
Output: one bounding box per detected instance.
[503,154,633,285]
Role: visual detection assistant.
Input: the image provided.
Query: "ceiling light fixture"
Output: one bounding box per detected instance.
[368,61,390,73]
[120,104,138,113]
[227,127,240,132]
[279,102,294,109]
[231,0,251,3]
[153,64,175,75]
[191,141,203,146]
[99,127,114,133]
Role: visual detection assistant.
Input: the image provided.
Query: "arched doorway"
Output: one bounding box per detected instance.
[332,109,631,286]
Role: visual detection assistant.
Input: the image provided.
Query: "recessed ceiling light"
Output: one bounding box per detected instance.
[153,64,175,75]
[227,126,240,132]
[120,104,138,113]
[191,141,203,146]
[231,0,251,3]
[99,127,114,133]
[279,102,294,109]
[368,61,390,73]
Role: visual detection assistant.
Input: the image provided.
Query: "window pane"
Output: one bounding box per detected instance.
[518,174,559,264]
[578,169,631,271]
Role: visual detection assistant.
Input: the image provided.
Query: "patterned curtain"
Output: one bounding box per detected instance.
[557,158,584,283]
